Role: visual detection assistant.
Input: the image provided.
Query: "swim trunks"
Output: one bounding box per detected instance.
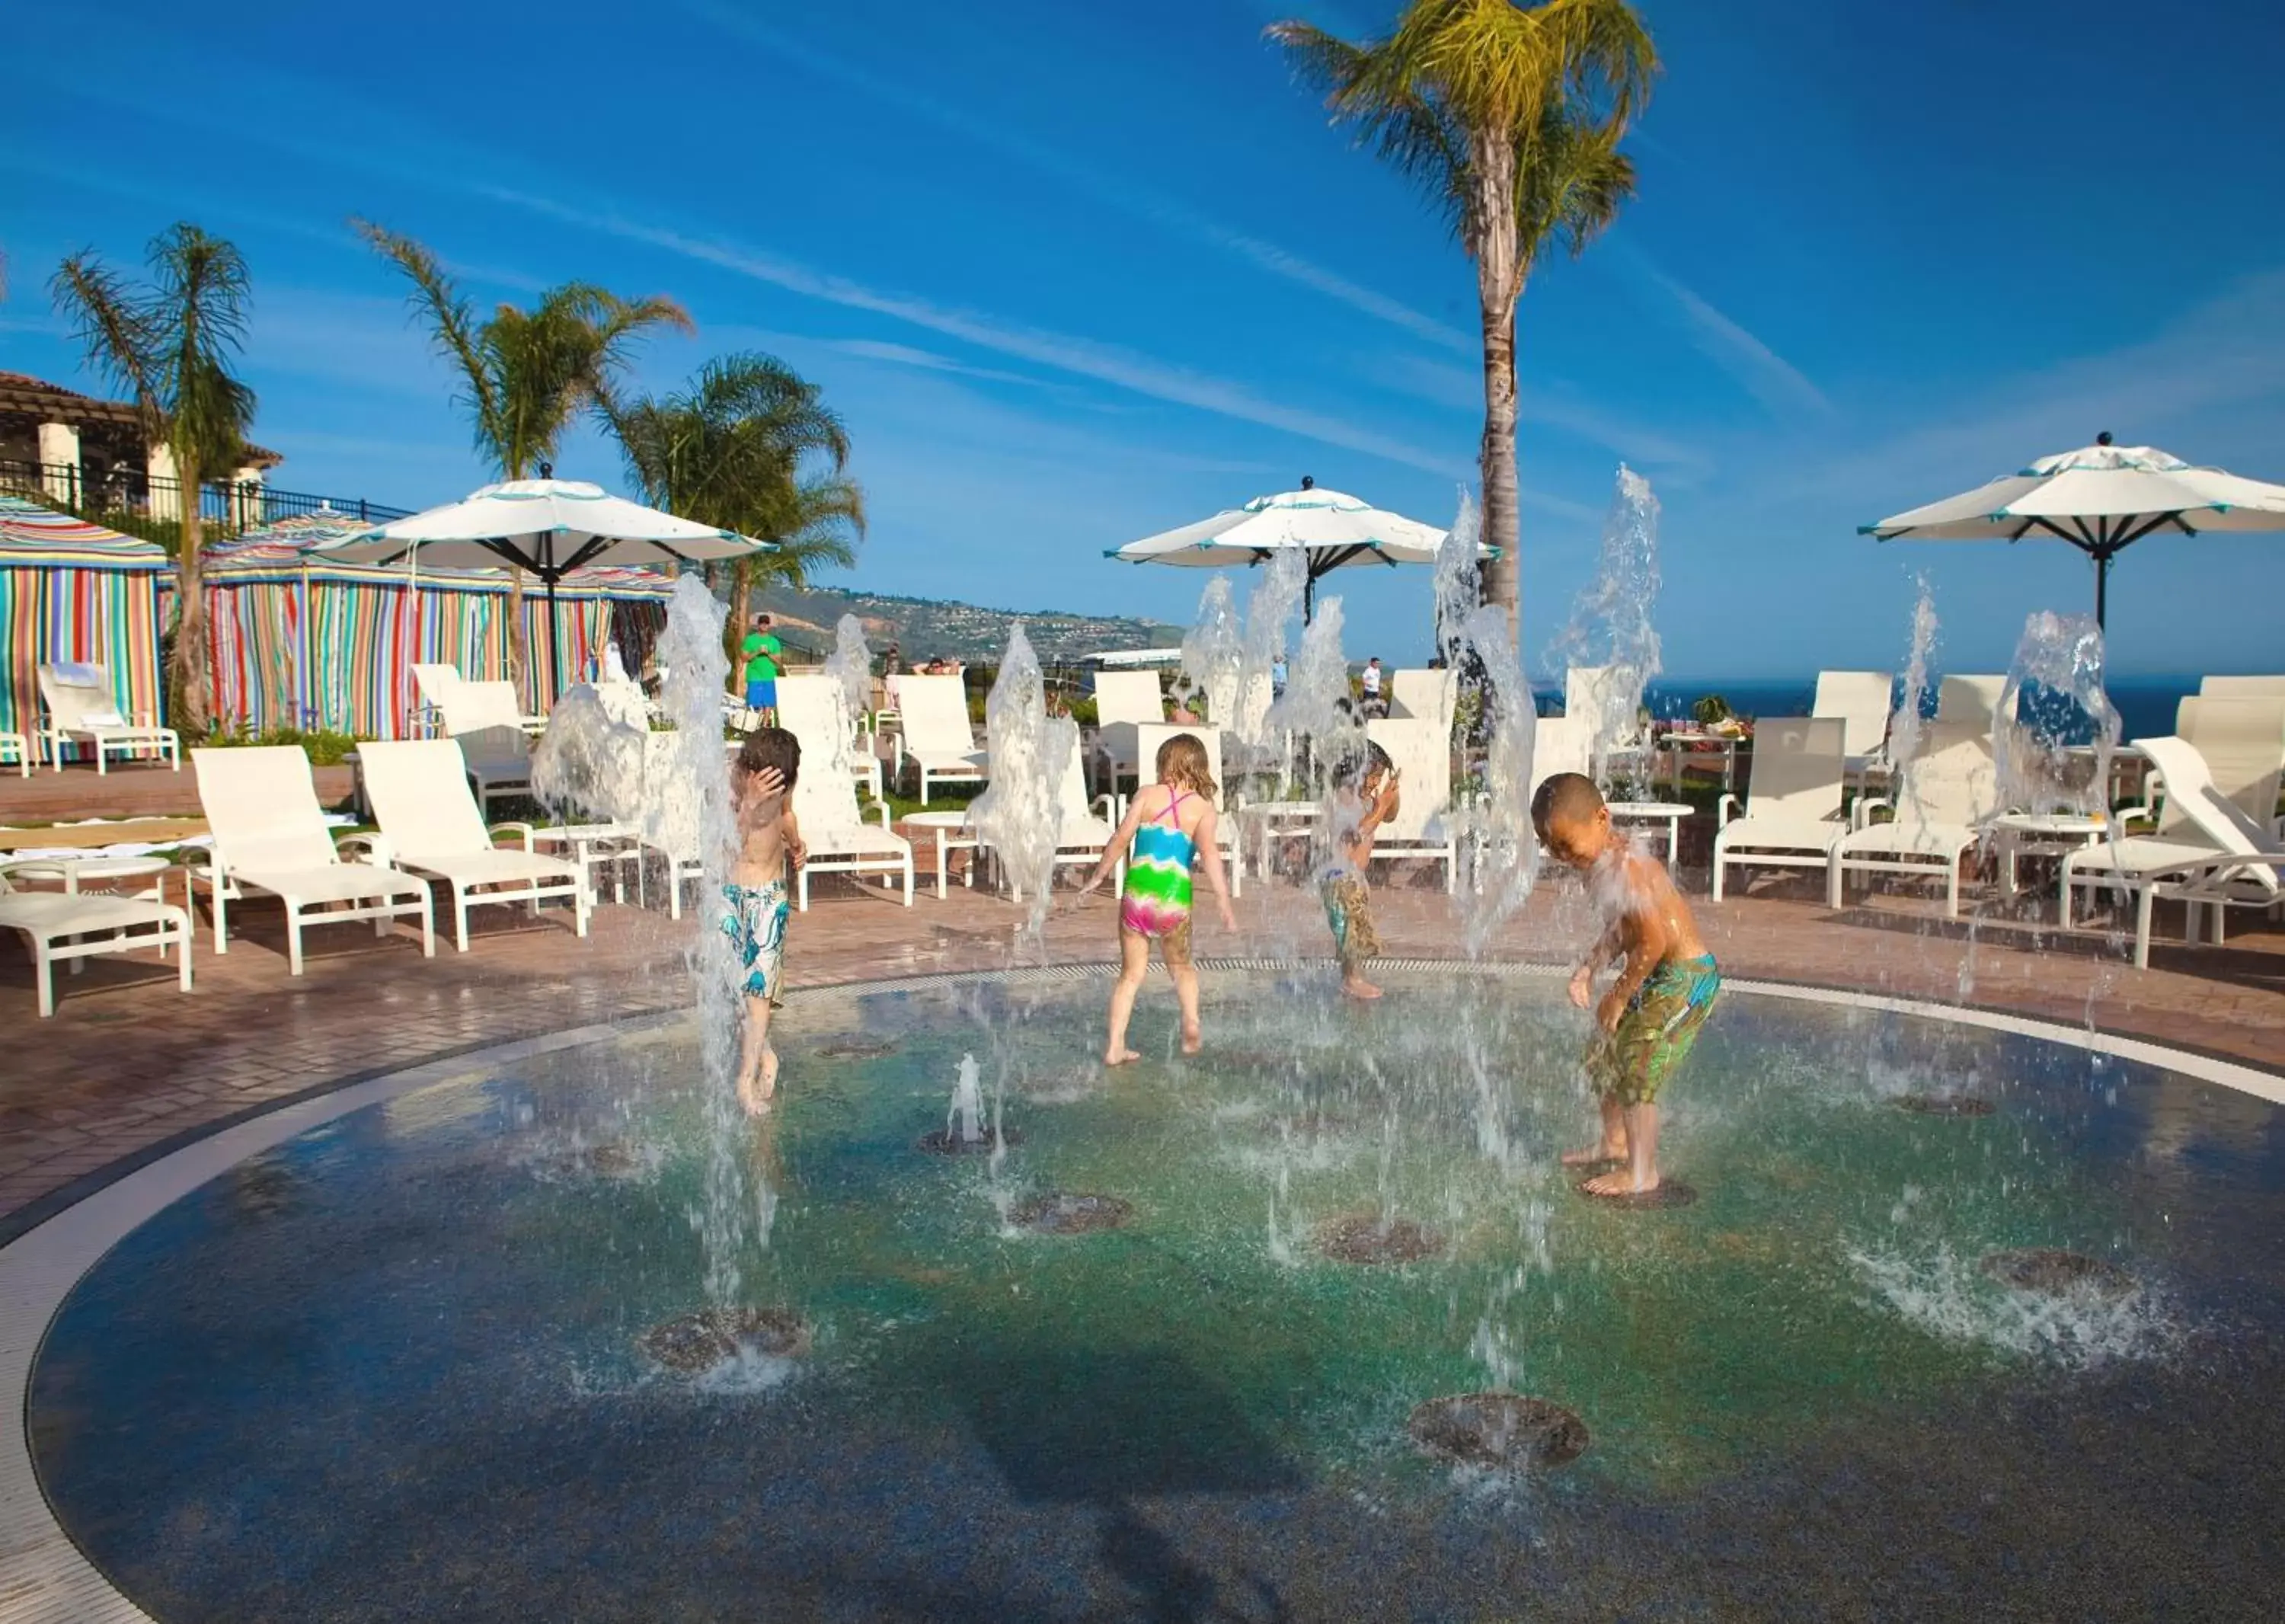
[721,879,791,1002]
[1587,954,1720,1107]
[1319,874,1382,969]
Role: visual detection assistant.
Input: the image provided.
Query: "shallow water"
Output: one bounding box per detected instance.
[30,970,2285,1621]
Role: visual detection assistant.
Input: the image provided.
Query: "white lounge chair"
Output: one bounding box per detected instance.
[1134,724,1243,899]
[775,675,884,805]
[1564,665,1652,788]
[0,732,28,778]
[1829,721,1999,917]
[350,739,590,951]
[2062,719,2285,951]
[1934,674,2008,727]
[36,662,179,774]
[1389,668,1459,730]
[1528,714,1590,801]
[1711,718,1849,901]
[2200,675,2285,700]
[897,673,987,805]
[2113,737,2285,967]
[779,686,914,911]
[438,680,537,814]
[187,746,435,974]
[1364,717,1459,892]
[0,862,193,1017]
[410,662,463,738]
[976,730,1124,902]
[1092,670,1168,792]
[1813,670,1894,785]
[2166,694,2285,830]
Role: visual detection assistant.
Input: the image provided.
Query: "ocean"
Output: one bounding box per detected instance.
[1561,676,2205,744]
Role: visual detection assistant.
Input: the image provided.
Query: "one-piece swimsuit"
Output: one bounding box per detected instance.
[1120,789,1195,939]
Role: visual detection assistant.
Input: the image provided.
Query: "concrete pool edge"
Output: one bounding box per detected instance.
[3,961,2278,1622]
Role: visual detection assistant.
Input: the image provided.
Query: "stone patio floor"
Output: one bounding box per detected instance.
[3,811,2280,1236]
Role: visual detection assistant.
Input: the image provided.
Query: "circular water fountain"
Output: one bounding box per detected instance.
[9,966,2283,1619]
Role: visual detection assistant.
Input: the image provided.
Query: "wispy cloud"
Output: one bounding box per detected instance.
[1610,245,1833,421]
[677,0,1472,355]
[476,184,1473,480]
[1783,266,2285,516]
[820,339,1046,388]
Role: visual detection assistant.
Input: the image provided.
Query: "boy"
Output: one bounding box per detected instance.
[723,728,805,1116]
[1531,772,1720,1196]
[740,613,782,726]
[1317,740,1401,999]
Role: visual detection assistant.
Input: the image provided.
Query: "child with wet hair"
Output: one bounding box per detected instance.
[1075,731,1236,1064]
[1317,738,1399,999]
[724,727,805,1115]
[1531,771,1720,1196]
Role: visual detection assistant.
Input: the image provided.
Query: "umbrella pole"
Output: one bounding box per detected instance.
[546,573,564,708]
[2095,551,2109,631]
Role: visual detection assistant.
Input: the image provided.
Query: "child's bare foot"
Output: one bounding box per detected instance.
[1104,1047,1142,1066]
[1581,1165,1660,1196]
[1341,977,1383,1000]
[1561,1141,1627,1167]
[1180,1025,1203,1056]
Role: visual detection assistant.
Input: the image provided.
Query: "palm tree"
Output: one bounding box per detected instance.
[1270,0,1657,636]
[51,224,258,734]
[611,353,865,671]
[353,219,692,683]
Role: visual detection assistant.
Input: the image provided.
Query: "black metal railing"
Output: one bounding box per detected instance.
[0,458,411,539]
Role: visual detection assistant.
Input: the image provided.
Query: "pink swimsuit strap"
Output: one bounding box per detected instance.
[1155,788,1190,825]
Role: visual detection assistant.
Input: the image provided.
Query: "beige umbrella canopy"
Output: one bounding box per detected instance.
[1862,433,2285,628]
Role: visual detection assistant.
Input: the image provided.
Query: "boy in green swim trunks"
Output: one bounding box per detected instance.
[1532,772,1721,1196]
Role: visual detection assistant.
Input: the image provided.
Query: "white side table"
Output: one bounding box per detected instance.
[1989,813,2109,906]
[1606,801,1692,867]
[532,823,646,906]
[1658,731,1742,794]
[6,854,176,970]
[903,810,983,900]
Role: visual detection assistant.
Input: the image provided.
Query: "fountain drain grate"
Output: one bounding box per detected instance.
[1897,1094,1997,1117]
[1409,1392,1588,1470]
[1317,1213,1444,1264]
[640,1307,810,1373]
[916,1127,1024,1156]
[817,1039,897,1060]
[1980,1248,2136,1299]
[1011,1193,1132,1234]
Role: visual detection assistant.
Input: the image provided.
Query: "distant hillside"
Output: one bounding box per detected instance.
[756,584,1182,665]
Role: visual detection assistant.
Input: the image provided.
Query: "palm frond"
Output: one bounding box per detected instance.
[151,225,256,468]
[50,251,163,438]
[353,218,503,462]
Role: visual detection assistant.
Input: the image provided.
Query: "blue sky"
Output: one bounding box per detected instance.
[4,0,2281,677]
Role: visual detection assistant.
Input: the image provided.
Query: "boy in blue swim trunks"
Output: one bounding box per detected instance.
[724,727,804,1115]
[740,613,782,724]
[1532,772,1721,1196]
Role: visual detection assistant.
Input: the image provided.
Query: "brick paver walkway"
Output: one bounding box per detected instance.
[4,840,2279,1236]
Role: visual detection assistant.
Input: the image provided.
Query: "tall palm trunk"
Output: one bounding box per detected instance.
[172,449,213,734]
[1471,126,1526,640]
[506,573,529,698]
[721,557,756,687]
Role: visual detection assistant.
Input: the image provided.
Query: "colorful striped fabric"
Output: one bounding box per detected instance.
[192,518,674,737]
[0,497,166,747]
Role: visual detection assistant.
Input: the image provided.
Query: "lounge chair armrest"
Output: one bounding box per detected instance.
[871,802,894,831]
[336,832,394,865]
[1716,793,1742,829]
[490,821,538,852]
[1852,797,1892,830]
[1091,792,1117,821]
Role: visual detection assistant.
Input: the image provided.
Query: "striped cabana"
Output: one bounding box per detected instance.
[0,495,168,746]
[195,516,673,738]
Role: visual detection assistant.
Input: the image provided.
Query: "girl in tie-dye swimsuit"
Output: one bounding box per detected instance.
[1076,732,1238,1066]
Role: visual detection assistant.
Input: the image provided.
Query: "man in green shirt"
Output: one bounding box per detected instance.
[740,613,783,722]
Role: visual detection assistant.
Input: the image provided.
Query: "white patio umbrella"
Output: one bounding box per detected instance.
[1862,434,2285,628]
[1106,477,1468,619]
[315,476,773,699]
